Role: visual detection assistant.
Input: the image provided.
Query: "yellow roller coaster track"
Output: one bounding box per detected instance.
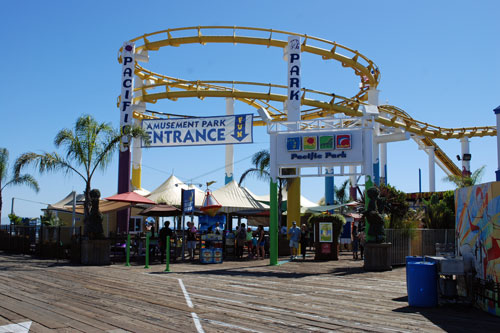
[119,26,496,176]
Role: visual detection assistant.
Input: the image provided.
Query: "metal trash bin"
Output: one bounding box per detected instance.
[407,261,438,307]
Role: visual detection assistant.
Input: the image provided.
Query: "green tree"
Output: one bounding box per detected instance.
[379,184,409,229]
[14,115,148,238]
[423,191,455,229]
[443,166,485,188]
[0,148,39,222]
[40,210,62,227]
[334,179,350,213]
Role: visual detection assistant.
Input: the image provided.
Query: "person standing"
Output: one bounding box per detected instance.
[359,221,366,260]
[256,225,265,260]
[246,227,254,259]
[288,221,301,260]
[186,221,197,261]
[236,223,247,259]
[352,221,359,260]
[214,221,222,235]
[300,224,309,260]
[159,221,174,264]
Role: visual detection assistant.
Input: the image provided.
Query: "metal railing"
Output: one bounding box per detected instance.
[386,228,455,265]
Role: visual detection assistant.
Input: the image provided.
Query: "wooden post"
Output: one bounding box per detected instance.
[125,234,131,267]
[144,234,150,269]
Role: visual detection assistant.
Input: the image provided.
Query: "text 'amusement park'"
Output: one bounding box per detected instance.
[1,2,500,332]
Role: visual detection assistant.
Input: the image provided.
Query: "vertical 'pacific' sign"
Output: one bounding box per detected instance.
[120,42,135,151]
[287,35,301,123]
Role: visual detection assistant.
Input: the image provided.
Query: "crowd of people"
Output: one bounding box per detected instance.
[148,218,367,263]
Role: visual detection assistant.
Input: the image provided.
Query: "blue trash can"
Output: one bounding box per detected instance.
[405,256,423,293]
[407,261,437,307]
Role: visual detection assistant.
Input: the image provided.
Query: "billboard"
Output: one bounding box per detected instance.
[275,129,363,167]
[142,114,253,147]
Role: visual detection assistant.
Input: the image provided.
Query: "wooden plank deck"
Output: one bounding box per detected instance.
[0,251,499,332]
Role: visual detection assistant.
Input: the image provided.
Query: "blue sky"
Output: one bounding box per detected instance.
[1,0,499,223]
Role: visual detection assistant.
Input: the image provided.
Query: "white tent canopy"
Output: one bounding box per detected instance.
[250,190,319,208]
[147,174,205,206]
[211,180,269,213]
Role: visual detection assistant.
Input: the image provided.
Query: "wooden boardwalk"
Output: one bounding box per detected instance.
[0,252,499,332]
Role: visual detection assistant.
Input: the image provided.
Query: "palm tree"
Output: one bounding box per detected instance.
[0,148,39,222]
[443,166,485,188]
[239,149,287,226]
[334,179,350,213]
[238,149,271,184]
[14,115,148,238]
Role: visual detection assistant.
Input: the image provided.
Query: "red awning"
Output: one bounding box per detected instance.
[105,191,156,205]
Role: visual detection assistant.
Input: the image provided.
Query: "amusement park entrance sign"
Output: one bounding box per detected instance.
[142,114,253,147]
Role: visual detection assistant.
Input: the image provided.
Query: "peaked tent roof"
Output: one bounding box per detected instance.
[46,191,85,211]
[147,174,204,206]
[211,180,269,213]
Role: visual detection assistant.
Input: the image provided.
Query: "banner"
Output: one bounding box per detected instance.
[120,42,135,151]
[142,114,253,147]
[181,189,195,214]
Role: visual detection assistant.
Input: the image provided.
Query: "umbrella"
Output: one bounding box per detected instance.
[105,191,156,205]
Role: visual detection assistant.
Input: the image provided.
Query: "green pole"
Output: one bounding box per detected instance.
[144,234,150,269]
[165,236,171,272]
[269,180,278,265]
[125,234,131,267]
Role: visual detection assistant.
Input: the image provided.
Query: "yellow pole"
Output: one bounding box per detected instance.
[287,177,301,256]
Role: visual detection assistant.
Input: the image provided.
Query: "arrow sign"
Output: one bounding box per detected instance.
[231,115,248,142]
[0,321,32,333]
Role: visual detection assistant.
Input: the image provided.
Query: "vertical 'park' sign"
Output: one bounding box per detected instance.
[120,42,135,151]
[287,35,301,123]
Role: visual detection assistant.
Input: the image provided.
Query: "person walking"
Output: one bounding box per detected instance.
[300,224,309,260]
[288,221,301,260]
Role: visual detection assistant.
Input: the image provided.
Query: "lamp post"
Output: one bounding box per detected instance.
[494,106,500,181]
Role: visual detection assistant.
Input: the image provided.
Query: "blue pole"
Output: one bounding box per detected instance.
[419,168,422,193]
[325,169,334,205]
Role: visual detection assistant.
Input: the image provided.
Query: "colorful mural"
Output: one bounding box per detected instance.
[456,181,500,316]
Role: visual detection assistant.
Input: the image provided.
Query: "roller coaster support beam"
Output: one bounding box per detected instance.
[427,147,436,192]
[460,137,470,175]
[368,88,380,186]
[269,133,278,266]
[380,143,387,185]
[349,166,357,200]
[494,106,500,181]
[225,98,235,184]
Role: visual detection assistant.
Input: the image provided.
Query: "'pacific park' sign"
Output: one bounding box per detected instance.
[142,114,254,147]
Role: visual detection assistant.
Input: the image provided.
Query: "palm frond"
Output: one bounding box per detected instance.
[9,174,40,192]
[238,168,270,186]
[0,148,8,182]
